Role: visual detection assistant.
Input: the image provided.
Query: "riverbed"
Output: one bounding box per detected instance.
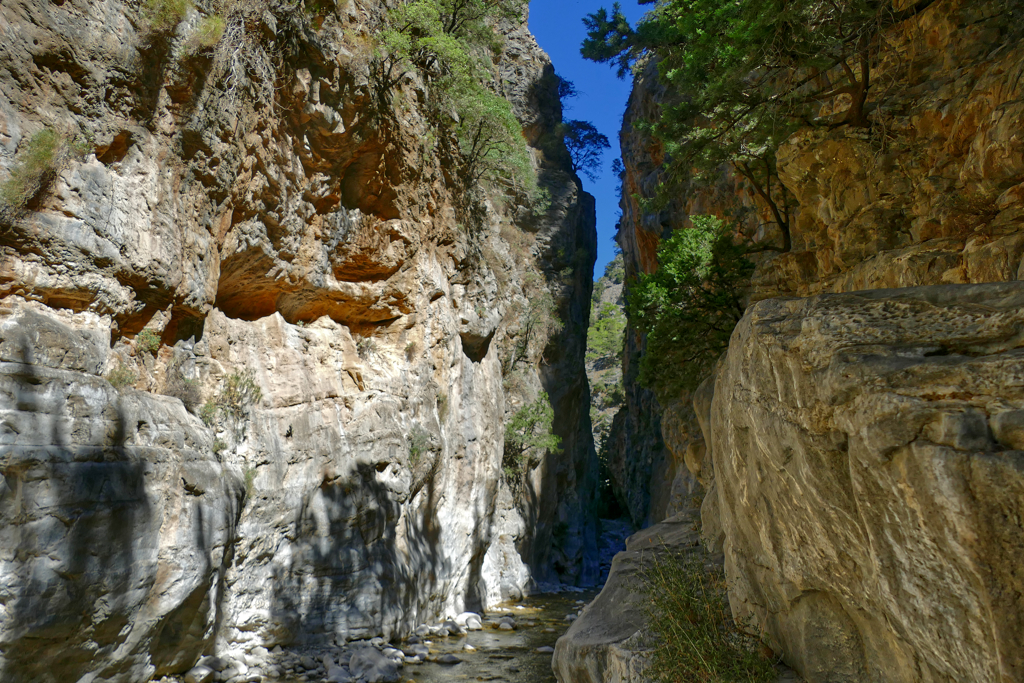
[274,591,594,683]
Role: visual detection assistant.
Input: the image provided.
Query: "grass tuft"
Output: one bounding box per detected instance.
[639,548,778,683]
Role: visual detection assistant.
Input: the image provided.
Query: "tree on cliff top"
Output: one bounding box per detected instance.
[582,0,935,253]
[563,120,611,183]
[374,0,536,197]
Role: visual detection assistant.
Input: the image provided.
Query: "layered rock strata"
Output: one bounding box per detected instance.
[712,283,1024,683]
[600,0,1024,680]
[0,1,598,681]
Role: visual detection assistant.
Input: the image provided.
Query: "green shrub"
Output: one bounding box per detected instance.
[107,362,138,389]
[145,0,191,31]
[639,549,777,683]
[627,215,753,401]
[586,302,625,364]
[1,129,61,209]
[408,425,431,465]
[199,400,218,426]
[185,14,225,53]
[436,392,449,420]
[355,334,379,361]
[136,328,161,355]
[373,0,536,198]
[213,438,227,454]
[219,369,262,418]
[503,392,561,486]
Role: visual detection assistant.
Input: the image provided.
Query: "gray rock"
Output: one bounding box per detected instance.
[185,666,216,683]
[436,654,462,665]
[348,647,400,683]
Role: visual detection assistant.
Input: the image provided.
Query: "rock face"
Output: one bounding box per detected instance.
[0,300,243,683]
[604,0,1024,680]
[712,284,1024,683]
[0,0,598,681]
[552,512,699,683]
[613,0,1024,527]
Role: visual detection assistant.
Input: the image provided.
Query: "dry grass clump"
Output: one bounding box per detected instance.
[639,548,777,683]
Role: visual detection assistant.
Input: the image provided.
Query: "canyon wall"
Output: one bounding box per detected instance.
[0,1,598,681]
[608,0,1024,680]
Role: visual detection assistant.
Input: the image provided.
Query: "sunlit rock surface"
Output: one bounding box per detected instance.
[711,283,1024,683]
[0,0,598,680]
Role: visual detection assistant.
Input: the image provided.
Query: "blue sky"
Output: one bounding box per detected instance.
[528,0,649,279]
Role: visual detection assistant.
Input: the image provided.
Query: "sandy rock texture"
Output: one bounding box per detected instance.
[711,283,1024,683]
[612,0,1024,530]
[601,0,1024,680]
[0,0,598,681]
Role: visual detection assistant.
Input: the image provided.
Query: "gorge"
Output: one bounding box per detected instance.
[0,1,1022,683]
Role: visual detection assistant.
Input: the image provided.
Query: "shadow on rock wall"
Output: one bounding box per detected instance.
[0,337,151,681]
[269,460,459,643]
[0,312,243,683]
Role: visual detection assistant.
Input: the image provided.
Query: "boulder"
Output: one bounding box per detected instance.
[710,284,1024,683]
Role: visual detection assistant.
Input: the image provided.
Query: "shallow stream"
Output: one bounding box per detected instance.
[279,592,593,683]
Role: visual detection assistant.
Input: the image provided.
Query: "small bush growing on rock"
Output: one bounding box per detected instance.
[199,401,218,426]
[107,362,138,389]
[184,14,226,54]
[405,341,418,361]
[503,392,561,488]
[408,425,431,465]
[1,129,70,210]
[639,548,777,683]
[436,392,449,420]
[145,0,191,31]
[212,438,227,454]
[135,328,161,355]
[219,369,262,418]
[355,335,380,361]
[163,361,202,412]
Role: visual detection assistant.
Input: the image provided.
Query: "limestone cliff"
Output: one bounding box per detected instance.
[0,1,598,681]
[599,0,1024,680]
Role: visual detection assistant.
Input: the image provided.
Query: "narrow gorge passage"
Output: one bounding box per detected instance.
[2,0,1023,683]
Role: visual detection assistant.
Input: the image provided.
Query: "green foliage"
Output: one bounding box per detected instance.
[162,359,202,412]
[1,129,67,210]
[200,401,218,426]
[355,334,379,361]
[408,425,431,465]
[603,252,625,284]
[563,119,611,182]
[640,549,777,683]
[136,328,161,355]
[501,281,562,376]
[583,0,911,250]
[145,0,191,30]
[437,391,449,420]
[587,302,626,365]
[185,14,226,53]
[373,0,536,197]
[219,369,263,418]
[627,215,753,401]
[503,392,562,485]
[213,438,227,454]
[107,362,138,390]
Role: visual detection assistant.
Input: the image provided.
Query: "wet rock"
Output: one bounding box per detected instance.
[435,654,462,665]
[348,647,400,683]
